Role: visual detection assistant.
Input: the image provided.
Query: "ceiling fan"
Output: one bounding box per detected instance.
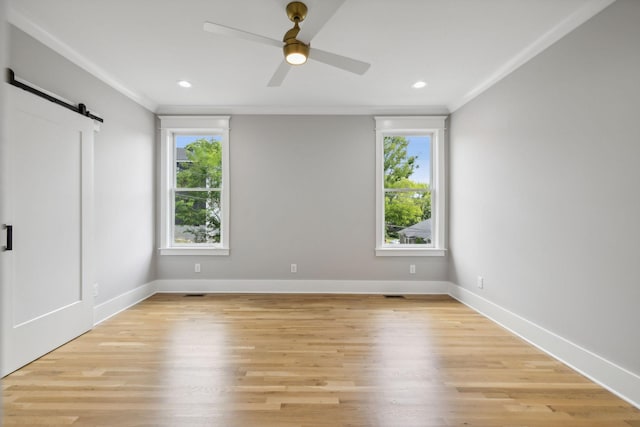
[203,0,371,86]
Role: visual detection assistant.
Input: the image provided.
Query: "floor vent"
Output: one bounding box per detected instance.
[383,295,406,299]
[184,293,205,297]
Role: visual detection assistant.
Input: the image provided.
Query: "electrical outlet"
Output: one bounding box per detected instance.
[477,276,484,289]
[291,263,297,273]
[409,264,416,274]
[93,283,99,297]
[195,263,201,273]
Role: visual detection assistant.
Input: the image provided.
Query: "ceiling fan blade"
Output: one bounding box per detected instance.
[308,48,370,75]
[203,21,282,49]
[267,61,291,87]
[297,0,345,43]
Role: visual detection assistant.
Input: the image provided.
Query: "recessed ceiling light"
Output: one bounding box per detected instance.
[412,81,427,89]
[177,80,192,88]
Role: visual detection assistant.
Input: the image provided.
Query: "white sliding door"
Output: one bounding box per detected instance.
[1,84,95,376]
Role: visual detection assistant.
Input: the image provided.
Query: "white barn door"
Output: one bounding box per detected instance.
[1,84,95,376]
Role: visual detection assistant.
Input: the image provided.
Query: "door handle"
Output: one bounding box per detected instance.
[3,224,12,251]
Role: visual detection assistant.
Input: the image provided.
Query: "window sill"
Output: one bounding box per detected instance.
[375,247,446,257]
[159,247,229,256]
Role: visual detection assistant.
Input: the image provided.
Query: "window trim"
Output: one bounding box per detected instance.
[158,116,230,256]
[375,116,447,257]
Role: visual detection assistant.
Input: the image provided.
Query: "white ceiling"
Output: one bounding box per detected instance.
[7,0,614,114]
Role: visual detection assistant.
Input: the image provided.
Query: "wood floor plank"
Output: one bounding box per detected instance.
[3,294,639,426]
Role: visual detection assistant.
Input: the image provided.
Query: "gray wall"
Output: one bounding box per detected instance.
[157,115,448,281]
[9,27,157,304]
[449,0,640,374]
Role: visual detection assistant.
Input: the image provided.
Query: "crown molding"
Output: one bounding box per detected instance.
[155,104,450,116]
[448,0,616,113]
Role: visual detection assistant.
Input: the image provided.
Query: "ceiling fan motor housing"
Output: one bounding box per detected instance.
[286,2,308,22]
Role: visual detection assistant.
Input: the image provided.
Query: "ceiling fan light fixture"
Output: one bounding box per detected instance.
[284,41,309,65]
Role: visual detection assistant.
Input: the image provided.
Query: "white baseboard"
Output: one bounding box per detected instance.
[154,279,451,295]
[93,281,157,325]
[448,284,640,410]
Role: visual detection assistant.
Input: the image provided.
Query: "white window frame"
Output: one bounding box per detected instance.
[159,116,230,256]
[375,116,447,257]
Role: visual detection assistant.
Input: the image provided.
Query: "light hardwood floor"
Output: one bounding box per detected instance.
[3,294,639,426]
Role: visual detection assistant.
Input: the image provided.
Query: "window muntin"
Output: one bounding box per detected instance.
[375,116,446,256]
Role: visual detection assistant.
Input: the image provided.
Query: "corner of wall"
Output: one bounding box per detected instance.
[93,281,157,325]
[448,283,640,409]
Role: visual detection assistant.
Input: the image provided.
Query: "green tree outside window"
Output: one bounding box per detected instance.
[383,136,431,243]
[174,137,222,244]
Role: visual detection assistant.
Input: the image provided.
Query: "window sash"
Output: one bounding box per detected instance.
[383,189,433,247]
[173,135,223,189]
[170,188,222,246]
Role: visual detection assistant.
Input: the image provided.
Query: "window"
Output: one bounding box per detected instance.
[159,116,230,255]
[375,116,446,256]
